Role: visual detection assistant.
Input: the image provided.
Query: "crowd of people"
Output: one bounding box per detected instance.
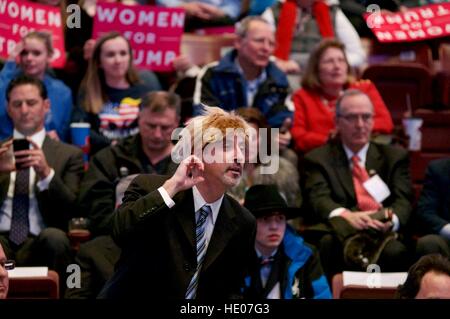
[0,0,450,300]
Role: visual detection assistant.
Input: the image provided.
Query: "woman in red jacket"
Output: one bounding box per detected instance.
[291,39,393,153]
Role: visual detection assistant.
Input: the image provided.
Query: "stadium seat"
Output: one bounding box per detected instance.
[362,63,433,125]
[8,270,59,299]
[368,42,434,71]
[332,273,399,299]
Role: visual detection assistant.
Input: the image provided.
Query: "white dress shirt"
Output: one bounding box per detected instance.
[255,248,281,299]
[158,185,222,250]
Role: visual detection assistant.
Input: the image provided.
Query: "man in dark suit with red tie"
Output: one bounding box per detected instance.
[99,106,256,299]
[0,75,84,278]
[303,89,413,278]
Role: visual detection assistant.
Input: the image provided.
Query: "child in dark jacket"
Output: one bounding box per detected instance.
[243,184,331,299]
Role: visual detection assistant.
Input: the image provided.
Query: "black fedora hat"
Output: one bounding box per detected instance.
[244,184,297,219]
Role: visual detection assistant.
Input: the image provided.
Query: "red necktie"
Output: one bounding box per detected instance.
[351,155,380,211]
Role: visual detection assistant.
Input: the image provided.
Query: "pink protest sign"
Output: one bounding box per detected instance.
[0,0,66,68]
[93,3,185,72]
[364,3,450,42]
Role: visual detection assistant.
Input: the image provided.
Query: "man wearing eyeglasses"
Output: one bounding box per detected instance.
[303,89,413,279]
[0,243,14,299]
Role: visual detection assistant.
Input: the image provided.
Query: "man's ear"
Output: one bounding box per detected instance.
[46,51,53,66]
[335,114,342,128]
[234,37,242,51]
[6,103,12,119]
[43,99,51,114]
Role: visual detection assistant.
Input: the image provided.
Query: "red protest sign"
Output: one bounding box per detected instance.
[93,3,185,72]
[364,3,450,43]
[0,0,66,68]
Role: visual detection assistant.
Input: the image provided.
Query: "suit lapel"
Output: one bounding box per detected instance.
[174,189,196,249]
[0,173,10,203]
[33,136,53,191]
[202,196,237,271]
[166,160,179,176]
[41,136,55,168]
[333,144,355,200]
[366,143,383,178]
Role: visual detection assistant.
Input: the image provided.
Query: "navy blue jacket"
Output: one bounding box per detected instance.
[417,158,450,234]
[193,50,293,128]
[244,225,331,299]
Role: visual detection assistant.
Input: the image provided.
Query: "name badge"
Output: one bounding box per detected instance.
[363,174,391,203]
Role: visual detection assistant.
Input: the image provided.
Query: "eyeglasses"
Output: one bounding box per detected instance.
[338,113,373,123]
[0,260,15,270]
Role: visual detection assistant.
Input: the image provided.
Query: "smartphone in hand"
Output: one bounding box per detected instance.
[13,139,30,170]
[370,208,393,222]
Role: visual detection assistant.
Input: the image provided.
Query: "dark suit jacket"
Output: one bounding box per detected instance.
[78,134,178,236]
[304,142,413,230]
[99,174,256,299]
[416,158,450,234]
[0,136,84,230]
[65,235,120,299]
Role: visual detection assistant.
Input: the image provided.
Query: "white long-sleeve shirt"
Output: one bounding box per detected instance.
[262,0,366,68]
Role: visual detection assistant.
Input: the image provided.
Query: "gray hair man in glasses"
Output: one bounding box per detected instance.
[0,243,14,299]
[303,89,413,279]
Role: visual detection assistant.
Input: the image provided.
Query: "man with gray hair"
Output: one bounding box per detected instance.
[303,89,413,278]
[193,15,293,136]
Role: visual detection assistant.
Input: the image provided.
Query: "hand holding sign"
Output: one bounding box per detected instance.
[93,3,185,72]
[0,0,66,67]
[8,40,23,62]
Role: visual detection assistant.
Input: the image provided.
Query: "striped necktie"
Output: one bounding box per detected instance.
[9,168,30,246]
[185,204,211,299]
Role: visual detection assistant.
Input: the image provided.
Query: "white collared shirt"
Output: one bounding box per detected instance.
[343,143,369,169]
[255,248,281,299]
[0,129,55,235]
[158,185,223,250]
